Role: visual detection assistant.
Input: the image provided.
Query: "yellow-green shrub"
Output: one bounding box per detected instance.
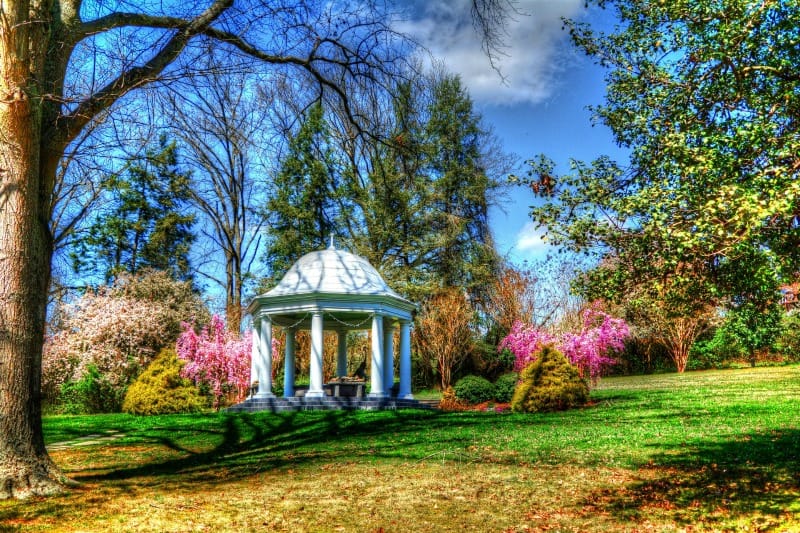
[511,345,589,413]
[122,348,206,415]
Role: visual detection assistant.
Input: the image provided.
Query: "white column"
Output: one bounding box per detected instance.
[398,320,413,399]
[283,327,296,398]
[336,329,348,377]
[383,318,395,396]
[260,317,275,396]
[252,316,275,398]
[307,312,325,398]
[369,312,386,398]
[250,317,261,397]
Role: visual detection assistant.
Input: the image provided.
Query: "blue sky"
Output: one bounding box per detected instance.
[401,0,629,264]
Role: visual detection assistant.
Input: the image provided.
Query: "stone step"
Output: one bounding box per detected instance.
[226,396,432,413]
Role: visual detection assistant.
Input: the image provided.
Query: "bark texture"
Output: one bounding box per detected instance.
[0,103,66,498]
[0,0,66,497]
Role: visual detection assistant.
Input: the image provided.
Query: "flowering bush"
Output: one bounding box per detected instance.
[561,305,629,383]
[177,316,249,409]
[43,291,177,404]
[499,302,629,385]
[42,271,209,410]
[498,322,556,372]
[176,315,280,408]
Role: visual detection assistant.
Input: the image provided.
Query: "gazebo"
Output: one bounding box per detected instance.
[234,240,421,411]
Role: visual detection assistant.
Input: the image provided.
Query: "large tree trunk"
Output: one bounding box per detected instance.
[0,91,67,497]
[0,0,71,496]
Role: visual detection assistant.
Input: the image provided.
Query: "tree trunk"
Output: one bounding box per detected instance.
[673,346,689,374]
[0,91,68,497]
[225,255,242,332]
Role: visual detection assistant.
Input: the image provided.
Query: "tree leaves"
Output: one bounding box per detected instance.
[525,0,800,310]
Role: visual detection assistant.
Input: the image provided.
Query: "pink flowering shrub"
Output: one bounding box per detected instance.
[499,303,629,385]
[177,316,249,408]
[561,306,629,383]
[176,315,279,408]
[498,322,557,372]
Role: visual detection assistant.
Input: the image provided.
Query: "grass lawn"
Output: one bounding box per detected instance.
[2,365,799,532]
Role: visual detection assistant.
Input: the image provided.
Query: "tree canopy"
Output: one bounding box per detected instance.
[71,137,195,283]
[521,0,799,307]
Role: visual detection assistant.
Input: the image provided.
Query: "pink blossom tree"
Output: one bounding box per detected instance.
[561,305,629,383]
[498,322,556,372]
[176,315,279,408]
[499,303,630,386]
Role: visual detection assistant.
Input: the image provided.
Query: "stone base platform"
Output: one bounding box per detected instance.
[227,396,432,413]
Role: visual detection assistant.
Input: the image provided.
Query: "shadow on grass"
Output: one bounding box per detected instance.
[585,428,800,529]
[5,410,499,527]
[67,410,499,486]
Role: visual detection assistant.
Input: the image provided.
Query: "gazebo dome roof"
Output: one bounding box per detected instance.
[264,244,407,302]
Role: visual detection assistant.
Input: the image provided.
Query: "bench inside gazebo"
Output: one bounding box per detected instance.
[228,240,430,413]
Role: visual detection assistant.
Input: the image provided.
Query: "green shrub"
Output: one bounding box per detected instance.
[774,313,800,363]
[493,372,519,403]
[688,326,745,370]
[511,346,589,413]
[467,344,516,382]
[122,348,205,415]
[453,375,495,404]
[58,364,123,414]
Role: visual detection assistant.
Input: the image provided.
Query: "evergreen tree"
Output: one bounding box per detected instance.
[263,75,504,304]
[352,81,440,300]
[72,137,195,283]
[348,74,502,302]
[425,74,499,298]
[265,104,344,281]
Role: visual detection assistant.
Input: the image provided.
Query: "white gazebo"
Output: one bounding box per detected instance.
[246,240,416,401]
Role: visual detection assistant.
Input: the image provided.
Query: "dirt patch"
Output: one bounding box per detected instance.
[48,431,126,451]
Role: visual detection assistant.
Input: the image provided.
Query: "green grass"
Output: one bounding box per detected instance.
[2,365,799,531]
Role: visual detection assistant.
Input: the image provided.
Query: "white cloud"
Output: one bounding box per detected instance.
[396,0,586,106]
[515,220,548,253]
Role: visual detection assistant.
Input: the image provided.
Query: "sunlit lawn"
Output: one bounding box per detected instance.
[1,365,799,532]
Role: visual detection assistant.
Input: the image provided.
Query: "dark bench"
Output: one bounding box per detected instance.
[328,381,365,398]
[291,382,365,398]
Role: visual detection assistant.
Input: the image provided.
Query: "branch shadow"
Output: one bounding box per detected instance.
[66,410,483,486]
[6,410,494,526]
[584,428,800,529]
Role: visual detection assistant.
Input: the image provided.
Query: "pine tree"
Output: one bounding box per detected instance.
[349,75,502,302]
[72,137,195,283]
[353,81,440,300]
[265,104,343,281]
[425,74,499,298]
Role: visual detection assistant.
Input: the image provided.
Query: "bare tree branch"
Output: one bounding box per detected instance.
[60,0,233,144]
[471,0,520,75]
